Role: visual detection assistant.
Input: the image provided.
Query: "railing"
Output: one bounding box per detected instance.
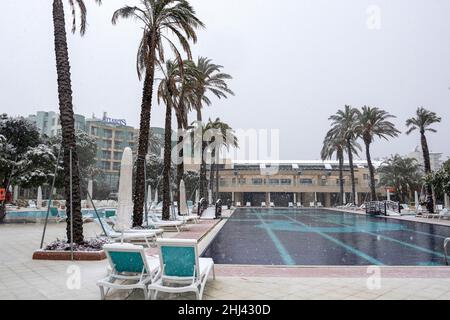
[365,200,400,215]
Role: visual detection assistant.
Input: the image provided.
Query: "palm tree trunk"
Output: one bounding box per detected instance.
[162,103,172,220]
[421,131,434,213]
[199,141,207,200]
[175,112,184,215]
[364,140,377,201]
[215,151,220,200]
[53,0,83,243]
[132,38,157,227]
[338,149,344,206]
[347,139,357,205]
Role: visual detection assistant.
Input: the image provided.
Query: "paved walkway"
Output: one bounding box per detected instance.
[1,220,450,300]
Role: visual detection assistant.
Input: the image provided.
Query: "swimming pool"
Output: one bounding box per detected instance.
[202,208,450,266]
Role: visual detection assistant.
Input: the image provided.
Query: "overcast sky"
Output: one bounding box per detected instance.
[1,0,449,161]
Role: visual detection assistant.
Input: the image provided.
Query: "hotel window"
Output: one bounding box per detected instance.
[238,178,246,185]
[112,162,121,171]
[104,140,112,149]
[101,161,110,170]
[113,152,122,160]
[280,179,292,185]
[115,131,123,140]
[232,178,237,185]
[91,126,98,136]
[268,179,279,185]
[299,178,313,185]
[128,132,134,140]
[104,129,113,139]
[252,178,264,185]
[102,151,111,159]
[354,178,359,185]
[363,174,369,180]
[219,178,227,187]
[336,179,345,185]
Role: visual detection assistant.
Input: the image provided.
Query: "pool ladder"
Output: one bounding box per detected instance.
[445,238,450,266]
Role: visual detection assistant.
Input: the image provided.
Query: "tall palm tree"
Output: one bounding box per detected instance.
[157,60,180,220]
[355,106,400,201]
[328,106,360,205]
[112,0,204,227]
[190,57,234,199]
[52,0,101,244]
[406,107,441,213]
[206,118,239,200]
[321,132,346,206]
[204,118,238,200]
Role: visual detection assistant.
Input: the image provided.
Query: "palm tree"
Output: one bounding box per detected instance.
[52,0,101,244]
[378,155,422,203]
[204,118,238,200]
[321,132,346,206]
[112,0,204,227]
[190,57,234,199]
[157,60,181,220]
[355,106,400,201]
[406,107,442,213]
[328,106,360,204]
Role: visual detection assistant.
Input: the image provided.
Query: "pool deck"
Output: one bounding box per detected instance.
[1,208,450,300]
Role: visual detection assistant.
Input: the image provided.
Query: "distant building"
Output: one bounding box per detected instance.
[407,146,443,171]
[85,113,138,190]
[26,111,85,137]
[215,160,384,207]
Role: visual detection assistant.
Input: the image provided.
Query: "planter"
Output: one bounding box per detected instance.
[32,249,106,261]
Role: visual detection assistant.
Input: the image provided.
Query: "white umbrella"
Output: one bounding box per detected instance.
[208,189,213,205]
[179,180,188,215]
[115,148,133,232]
[343,192,347,205]
[445,194,449,209]
[387,190,391,202]
[37,186,43,209]
[154,189,158,206]
[87,179,93,208]
[414,191,419,211]
[147,185,152,208]
[354,190,359,206]
[195,189,199,205]
[13,185,18,202]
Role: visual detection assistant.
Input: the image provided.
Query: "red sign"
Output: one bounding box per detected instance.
[0,188,5,201]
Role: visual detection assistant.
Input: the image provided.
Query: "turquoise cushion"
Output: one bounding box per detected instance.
[161,246,196,277]
[109,251,145,273]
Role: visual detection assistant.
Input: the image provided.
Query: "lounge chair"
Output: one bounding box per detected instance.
[288,202,294,208]
[148,239,215,300]
[309,202,315,207]
[296,202,302,208]
[317,202,323,208]
[439,208,450,220]
[147,213,185,232]
[246,202,251,207]
[95,218,163,247]
[236,202,241,207]
[97,243,160,300]
[270,202,275,208]
[261,202,266,207]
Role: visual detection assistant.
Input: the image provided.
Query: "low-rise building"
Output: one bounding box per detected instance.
[215,160,383,207]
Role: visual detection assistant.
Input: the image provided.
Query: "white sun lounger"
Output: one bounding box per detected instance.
[236,202,241,207]
[148,239,215,300]
[288,202,294,208]
[270,202,275,207]
[246,202,251,207]
[147,213,185,232]
[261,202,266,207]
[97,243,160,300]
[95,218,163,247]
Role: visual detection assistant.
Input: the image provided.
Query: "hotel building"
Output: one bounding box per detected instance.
[215,160,383,207]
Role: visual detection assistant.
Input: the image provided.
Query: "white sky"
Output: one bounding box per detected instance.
[1,0,449,161]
